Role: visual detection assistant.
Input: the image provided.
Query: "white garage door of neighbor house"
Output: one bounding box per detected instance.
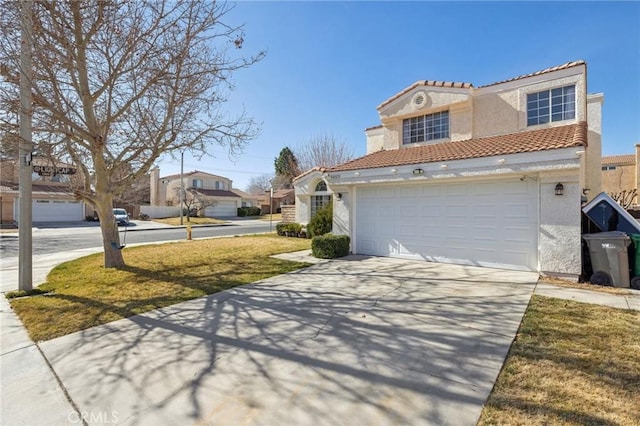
[355,179,538,271]
[204,201,237,217]
[31,199,84,222]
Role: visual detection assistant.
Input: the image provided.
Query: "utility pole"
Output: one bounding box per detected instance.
[269,187,273,233]
[180,151,184,226]
[18,0,33,291]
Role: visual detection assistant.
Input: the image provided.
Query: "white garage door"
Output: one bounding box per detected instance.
[355,179,538,271]
[204,201,237,217]
[32,199,84,222]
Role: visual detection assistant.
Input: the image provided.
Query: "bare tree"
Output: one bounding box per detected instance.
[295,133,354,173]
[246,173,273,195]
[179,188,218,221]
[0,1,264,267]
[610,189,638,209]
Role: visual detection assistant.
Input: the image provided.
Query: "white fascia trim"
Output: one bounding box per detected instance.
[324,147,583,185]
[475,65,585,95]
[378,85,472,116]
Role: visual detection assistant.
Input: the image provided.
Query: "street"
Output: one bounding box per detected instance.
[0,219,274,259]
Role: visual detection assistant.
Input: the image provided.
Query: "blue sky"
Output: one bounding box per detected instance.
[157,1,640,191]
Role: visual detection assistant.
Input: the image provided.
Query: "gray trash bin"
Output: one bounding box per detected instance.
[582,231,631,288]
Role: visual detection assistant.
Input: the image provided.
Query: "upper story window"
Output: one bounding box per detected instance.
[402,111,449,145]
[192,178,203,188]
[527,85,575,126]
[315,181,327,192]
[602,166,617,171]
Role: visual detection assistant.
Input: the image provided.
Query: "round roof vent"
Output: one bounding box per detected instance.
[412,91,429,109]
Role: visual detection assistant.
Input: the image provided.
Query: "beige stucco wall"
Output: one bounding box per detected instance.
[365,128,384,154]
[602,164,635,194]
[584,93,603,200]
[538,173,582,277]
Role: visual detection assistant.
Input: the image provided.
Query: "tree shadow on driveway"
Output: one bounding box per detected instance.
[38,257,537,426]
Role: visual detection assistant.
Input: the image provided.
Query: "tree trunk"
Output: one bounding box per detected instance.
[95,194,125,268]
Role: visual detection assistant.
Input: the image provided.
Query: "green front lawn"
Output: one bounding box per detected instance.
[9,235,311,341]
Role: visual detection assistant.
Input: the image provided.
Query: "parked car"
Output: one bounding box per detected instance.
[113,208,130,226]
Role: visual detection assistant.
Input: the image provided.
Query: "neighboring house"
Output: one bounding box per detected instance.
[601,145,640,205]
[258,189,295,214]
[294,60,603,278]
[0,157,86,224]
[231,188,260,209]
[149,168,242,217]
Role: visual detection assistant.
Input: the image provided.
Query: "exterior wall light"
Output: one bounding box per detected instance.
[412,168,424,176]
[354,171,361,176]
[390,168,398,174]
[497,158,506,165]
[336,193,342,201]
[555,183,564,196]
[440,164,448,169]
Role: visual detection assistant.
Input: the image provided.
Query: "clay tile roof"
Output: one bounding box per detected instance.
[377,80,473,110]
[365,125,383,132]
[192,188,239,198]
[293,166,325,182]
[328,122,587,172]
[602,154,635,166]
[479,60,586,88]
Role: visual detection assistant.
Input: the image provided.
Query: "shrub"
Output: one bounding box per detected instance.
[138,213,150,221]
[287,223,302,234]
[312,234,350,259]
[238,207,261,217]
[276,223,287,236]
[307,203,333,237]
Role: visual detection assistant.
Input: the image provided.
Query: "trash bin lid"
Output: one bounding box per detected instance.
[582,231,630,240]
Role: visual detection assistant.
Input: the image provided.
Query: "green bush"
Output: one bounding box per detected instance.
[276,223,287,236]
[311,234,350,259]
[307,203,333,237]
[238,207,261,217]
[286,223,302,234]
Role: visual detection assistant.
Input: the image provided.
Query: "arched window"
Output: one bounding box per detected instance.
[311,180,330,218]
[315,180,327,192]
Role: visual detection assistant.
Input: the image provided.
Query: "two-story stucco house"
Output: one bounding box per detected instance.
[150,168,256,217]
[294,60,603,278]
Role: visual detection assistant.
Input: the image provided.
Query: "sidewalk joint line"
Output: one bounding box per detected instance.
[35,343,88,426]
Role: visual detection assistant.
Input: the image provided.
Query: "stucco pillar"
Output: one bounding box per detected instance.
[539,174,582,278]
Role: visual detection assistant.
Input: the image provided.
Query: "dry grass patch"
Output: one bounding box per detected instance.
[152,217,226,226]
[260,213,282,222]
[541,276,635,295]
[10,235,311,342]
[479,296,640,426]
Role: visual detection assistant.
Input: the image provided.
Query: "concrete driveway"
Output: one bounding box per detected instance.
[38,256,537,425]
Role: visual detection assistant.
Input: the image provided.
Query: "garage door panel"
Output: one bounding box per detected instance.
[355,179,538,271]
[28,200,84,222]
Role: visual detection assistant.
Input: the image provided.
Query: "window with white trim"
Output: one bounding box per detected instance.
[402,111,449,144]
[527,85,575,126]
[192,179,203,188]
[311,195,331,218]
[311,180,330,218]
